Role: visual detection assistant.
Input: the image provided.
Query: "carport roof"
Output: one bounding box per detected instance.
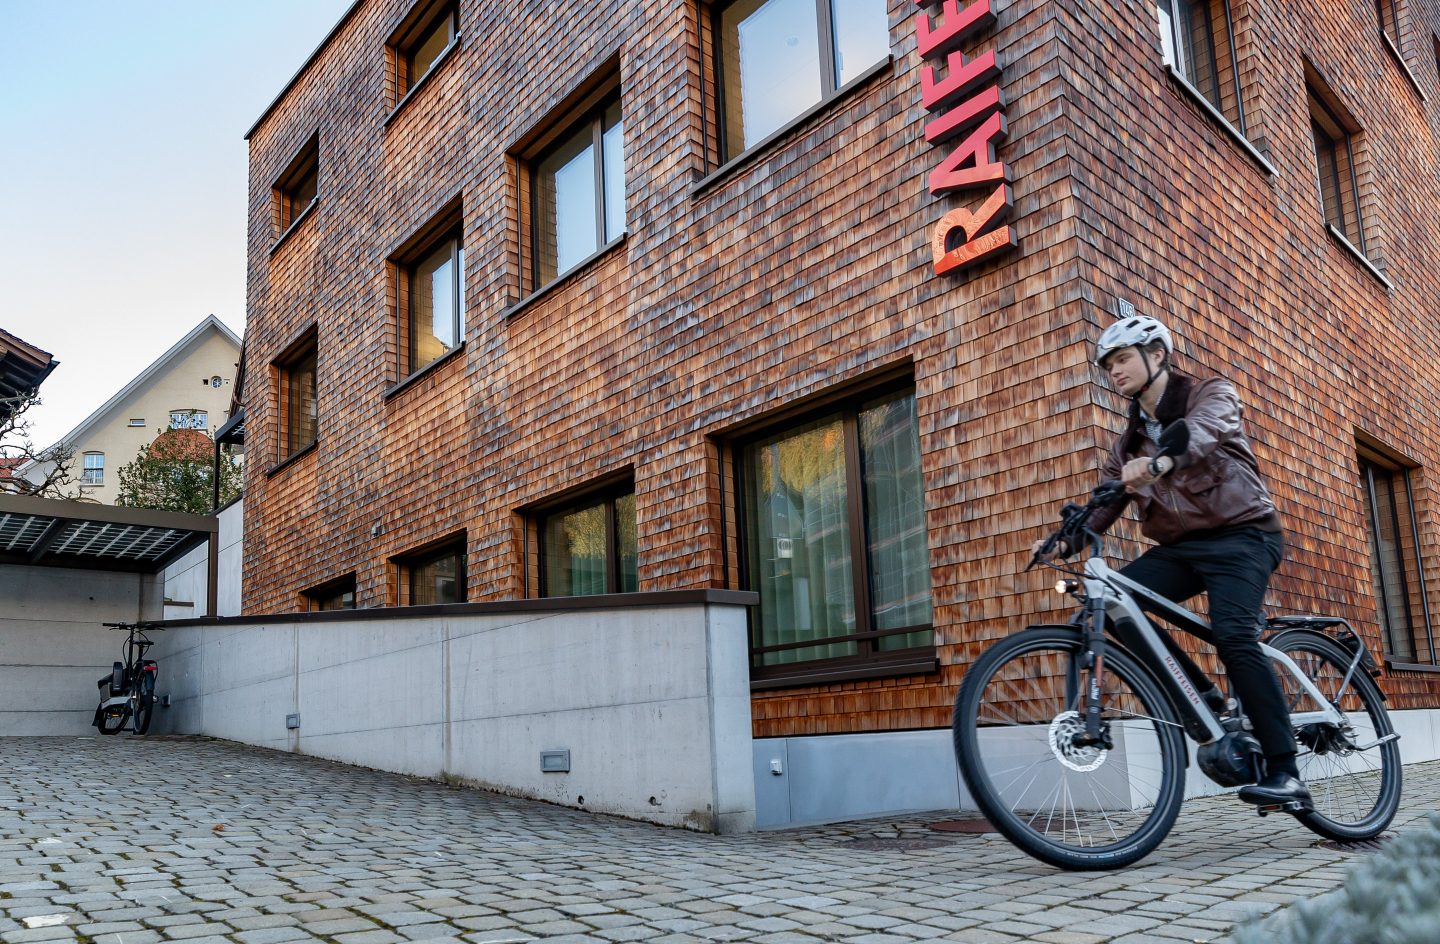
[0,495,215,573]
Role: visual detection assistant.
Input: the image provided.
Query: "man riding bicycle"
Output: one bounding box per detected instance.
[1036,313,1311,810]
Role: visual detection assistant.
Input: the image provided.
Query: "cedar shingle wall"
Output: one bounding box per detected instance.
[244,0,1440,736]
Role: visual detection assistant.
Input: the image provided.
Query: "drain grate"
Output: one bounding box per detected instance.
[848,836,957,851]
[1315,833,1395,853]
[928,818,997,834]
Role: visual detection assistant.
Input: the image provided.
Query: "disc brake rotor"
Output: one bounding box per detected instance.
[1049,710,1108,772]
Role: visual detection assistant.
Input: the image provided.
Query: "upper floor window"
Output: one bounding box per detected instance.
[737,384,933,685]
[81,452,104,486]
[1376,0,1401,50]
[274,334,318,459]
[1307,84,1365,252]
[169,410,209,431]
[716,0,889,161]
[1158,0,1245,131]
[272,135,319,238]
[531,99,626,287]
[392,1,458,103]
[1359,444,1435,666]
[398,228,464,377]
[537,486,638,597]
[127,418,145,427]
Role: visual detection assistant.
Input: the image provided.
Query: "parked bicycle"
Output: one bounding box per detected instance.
[951,422,1402,869]
[92,622,162,736]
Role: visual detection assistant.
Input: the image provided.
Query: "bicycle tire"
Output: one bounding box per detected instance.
[953,626,1187,870]
[130,673,155,736]
[1269,631,1402,842]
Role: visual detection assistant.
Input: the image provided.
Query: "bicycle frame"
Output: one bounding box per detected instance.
[1083,557,1347,744]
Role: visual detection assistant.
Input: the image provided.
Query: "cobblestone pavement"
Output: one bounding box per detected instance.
[1,739,1434,944]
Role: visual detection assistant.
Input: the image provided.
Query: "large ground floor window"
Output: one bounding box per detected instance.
[1359,443,1435,666]
[739,386,934,684]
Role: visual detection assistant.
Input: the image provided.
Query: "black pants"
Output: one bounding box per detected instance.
[1120,527,1297,761]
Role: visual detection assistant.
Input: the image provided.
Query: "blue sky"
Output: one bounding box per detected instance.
[1,0,353,446]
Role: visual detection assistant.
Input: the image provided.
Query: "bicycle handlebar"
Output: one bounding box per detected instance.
[1026,480,1128,571]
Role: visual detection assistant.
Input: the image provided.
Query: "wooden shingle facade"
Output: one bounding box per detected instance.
[244,0,1440,737]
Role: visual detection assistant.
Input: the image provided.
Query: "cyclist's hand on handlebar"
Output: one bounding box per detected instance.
[1121,457,1171,494]
[1029,537,1069,562]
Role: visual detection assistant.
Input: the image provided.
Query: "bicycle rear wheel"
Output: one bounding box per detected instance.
[1269,632,1401,841]
[953,626,1187,870]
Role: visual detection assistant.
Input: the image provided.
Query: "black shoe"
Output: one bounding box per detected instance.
[1238,773,1312,810]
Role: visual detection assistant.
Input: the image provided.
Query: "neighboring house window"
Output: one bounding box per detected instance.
[391,1,458,103]
[127,418,145,427]
[397,228,464,376]
[531,98,626,286]
[275,336,318,458]
[81,452,104,486]
[1308,85,1365,252]
[739,386,933,682]
[1359,445,1435,665]
[169,410,209,431]
[1158,0,1245,130]
[538,486,638,597]
[716,0,889,161]
[397,539,466,605]
[305,575,357,611]
[272,135,319,237]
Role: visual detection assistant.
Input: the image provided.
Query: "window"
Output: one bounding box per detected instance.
[275,335,317,459]
[81,452,104,486]
[272,136,319,237]
[391,1,458,103]
[127,418,145,427]
[1359,445,1435,666]
[169,410,208,431]
[530,99,626,287]
[1157,0,1245,130]
[716,0,889,161]
[396,540,466,606]
[305,575,356,611]
[1308,85,1365,251]
[738,386,933,683]
[1376,0,1401,49]
[538,487,638,597]
[394,228,464,377]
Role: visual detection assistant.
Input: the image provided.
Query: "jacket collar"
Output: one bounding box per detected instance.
[1123,371,1192,453]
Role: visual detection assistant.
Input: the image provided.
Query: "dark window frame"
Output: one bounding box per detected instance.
[1307,85,1366,254]
[391,0,459,103]
[711,0,890,164]
[389,204,466,384]
[271,135,319,241]
[394,536,467,607]
[731,378,936,688]
[534,480,638,598]
[304,573,357,612]
[1358,445,1435,666]
[273,329,319,462]
[523,94,625,293]
[1157,0,1247,134]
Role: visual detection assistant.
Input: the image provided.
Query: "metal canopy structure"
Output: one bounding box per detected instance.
[0,494,215,573]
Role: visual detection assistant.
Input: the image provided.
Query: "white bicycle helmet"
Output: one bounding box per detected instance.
[1094,315,1173,366]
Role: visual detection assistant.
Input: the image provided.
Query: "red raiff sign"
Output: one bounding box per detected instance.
[916,0,1018,276]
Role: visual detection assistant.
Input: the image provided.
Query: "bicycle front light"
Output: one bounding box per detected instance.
[1055,578,1081,595]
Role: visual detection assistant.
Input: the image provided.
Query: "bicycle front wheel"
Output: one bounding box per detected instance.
[130,674,155,735]
[1270,632,1401,841]
[953,627,1188,870]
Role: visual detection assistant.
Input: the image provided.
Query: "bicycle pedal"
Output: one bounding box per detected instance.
[1255,800,1311,817]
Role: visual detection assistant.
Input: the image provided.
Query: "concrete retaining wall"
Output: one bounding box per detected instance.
[0,565,161,735]
[150,594,757,833]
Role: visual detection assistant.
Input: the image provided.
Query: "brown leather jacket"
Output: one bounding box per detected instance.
[1086,373,1279,545]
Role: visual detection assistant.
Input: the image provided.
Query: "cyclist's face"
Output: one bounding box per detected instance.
[1103,347,1159,395]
